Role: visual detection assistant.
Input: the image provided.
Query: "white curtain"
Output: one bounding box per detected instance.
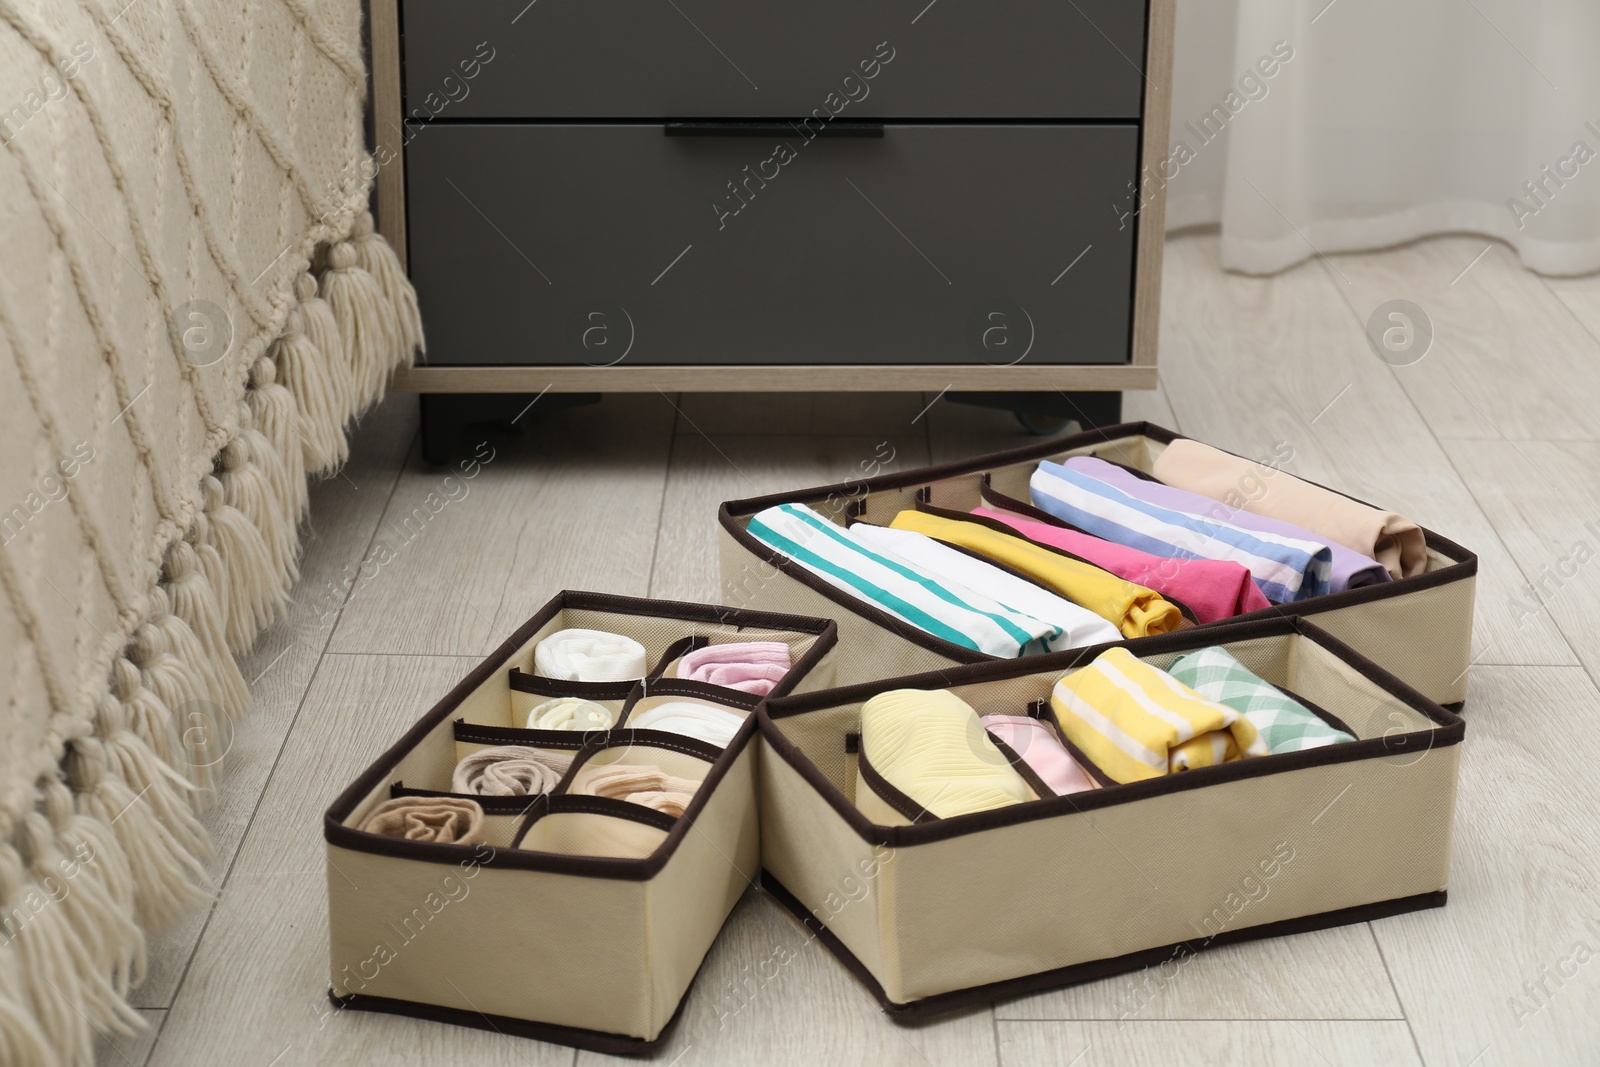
[1163,0,1600,275]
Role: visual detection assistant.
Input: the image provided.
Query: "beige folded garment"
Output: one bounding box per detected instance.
[357,797,485,844]
[452,746,573,797]
[526,696,617,731]
[568,763,700,817]
[1152,438,1427,579]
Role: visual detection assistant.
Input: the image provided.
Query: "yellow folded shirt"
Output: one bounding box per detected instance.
[890,510,1181,638]
[860,689,1030,819]
[1050,647,1268,783]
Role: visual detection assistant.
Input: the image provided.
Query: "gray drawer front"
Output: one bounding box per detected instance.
[406,124,1138,366]
[401,1,1146,120]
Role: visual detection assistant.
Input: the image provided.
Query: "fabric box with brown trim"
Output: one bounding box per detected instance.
[717,421,1478,705]
[755,615,1463,1017]
[323,591,838,1054]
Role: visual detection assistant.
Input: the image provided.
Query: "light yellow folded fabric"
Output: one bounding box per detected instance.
[1050,647,1268,784]
[859,689,1030,819]
[526,696,617,731]
[889,510,1182,638]
[1151,438,1426,579]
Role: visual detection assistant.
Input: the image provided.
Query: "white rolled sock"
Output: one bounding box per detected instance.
[526,697,617,731]
[533,628,649,682]
[628,701,746,747]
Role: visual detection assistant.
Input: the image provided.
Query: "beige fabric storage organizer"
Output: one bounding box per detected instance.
[718,422,1478,705]
[756,616,1464,1016]
[324,592,838,1054]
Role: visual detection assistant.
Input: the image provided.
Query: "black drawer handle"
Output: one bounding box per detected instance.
[665,120,884,138]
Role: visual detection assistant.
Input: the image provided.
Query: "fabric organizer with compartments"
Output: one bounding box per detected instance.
[755,615,1463,1017]
[323,591,838,1054]
[718,421,1478,705]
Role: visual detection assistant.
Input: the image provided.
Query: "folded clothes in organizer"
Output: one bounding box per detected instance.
[1069,456,1389,593]
[1152,439,1426,579]
[452,746,574,796]
[628,702,747,747]
[533,628,649,682]
[525,696,617,731]
[979,715,1098,796]
[1030,459,1333,603]
[888,510,1182,638]
[848,522,1122,651]
[1050,647,1268,783]
[972,506,1271,623]
[568,764,701,817]
[357,796,485,844]
[747,502,1068,657]
[675,641,792,695]
[860,689,1031,819]
[1168,645,1355,754]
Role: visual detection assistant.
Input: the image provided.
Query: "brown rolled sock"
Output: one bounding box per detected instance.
[569,763,700,818]
[452,746,573,797]
[358,797,485,844]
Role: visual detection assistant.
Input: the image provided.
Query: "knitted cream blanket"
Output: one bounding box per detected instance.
[0,1,420,1062]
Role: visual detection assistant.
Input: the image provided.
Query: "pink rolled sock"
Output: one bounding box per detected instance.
[675,641,792,695]
[981,715,1099,796]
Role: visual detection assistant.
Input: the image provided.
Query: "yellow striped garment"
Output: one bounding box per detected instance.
[859,689,1031,818]
[889,510,1182,638]
[1049,648,1268,783]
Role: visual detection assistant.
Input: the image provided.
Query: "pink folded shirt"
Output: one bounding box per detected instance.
[981,715,1098,796]
[972,506,1272,623]
[675,641,792,695]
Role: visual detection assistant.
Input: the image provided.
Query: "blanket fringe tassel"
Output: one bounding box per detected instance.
[0,214,419,1065]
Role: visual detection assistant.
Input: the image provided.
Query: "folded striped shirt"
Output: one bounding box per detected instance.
[848,522,1122,652]
[1167,645,1355,754]
[746,503,1065,657]
[1030,458,1333,603]
[1073,457,1388,594]
[889,510,1182,638]
[1050,647,1268,783]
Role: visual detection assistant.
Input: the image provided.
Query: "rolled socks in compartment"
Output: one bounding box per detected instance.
[357,797,485,844]
[674,641,792,695]
[452,746,573,796]
[628,702,746,747]
[980,715,1098,796]
[1050,647,1267,783]
[568,763,701,817]
[533,628,649,682]
[860,689,1029,819]
[526,696,617,731]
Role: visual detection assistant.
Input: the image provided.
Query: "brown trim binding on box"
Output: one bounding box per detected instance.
[719,422,1477,661]
[756,615,1463,849]
[325,591,837,880]
[328,955,704,1057]
[760,871,1446,1020]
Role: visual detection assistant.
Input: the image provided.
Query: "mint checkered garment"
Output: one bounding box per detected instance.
[1166,646,1355,754]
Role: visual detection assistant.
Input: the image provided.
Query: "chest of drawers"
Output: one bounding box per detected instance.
[368,0,1174,457]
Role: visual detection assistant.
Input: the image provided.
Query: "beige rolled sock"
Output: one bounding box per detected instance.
[357,797,485,844]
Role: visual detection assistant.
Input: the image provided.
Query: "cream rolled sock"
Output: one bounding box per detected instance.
[569,763,700,817]
[628,702,747,747]
[452,746,573,796]
[533,628,649,682]
[526,697,617,731]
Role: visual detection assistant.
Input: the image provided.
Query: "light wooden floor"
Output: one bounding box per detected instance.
[102,234,1600,1067]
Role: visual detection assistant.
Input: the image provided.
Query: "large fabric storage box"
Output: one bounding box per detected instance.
[718,421,1478,705]
[323,591,838,1053]
[755,615,1463,1016]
